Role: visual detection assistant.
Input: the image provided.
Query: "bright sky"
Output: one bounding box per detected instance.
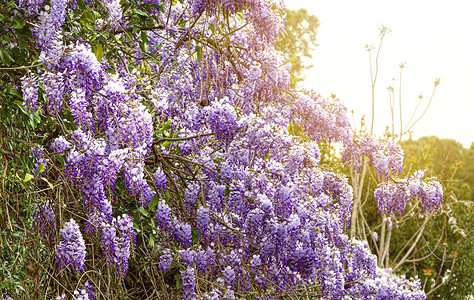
[285,0,474,148]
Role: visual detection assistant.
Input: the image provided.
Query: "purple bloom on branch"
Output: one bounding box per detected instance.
[57,218,86,271]
[154,167,167,191]
[33,199,55,242]
[21,71,38,114]
[159,249,173,272]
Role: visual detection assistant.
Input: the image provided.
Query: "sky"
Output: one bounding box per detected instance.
[284,0,474,148]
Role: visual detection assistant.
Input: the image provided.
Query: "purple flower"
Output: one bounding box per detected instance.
[159,249,173,272]
[72,288,90,300]
[51,136,71,155]
[17,0,44,17]
[374,181,410,216]
[222,266,235,288]
[196,207,209,237]
[176,222,192,248]
[179,249,195,266]
[203,98,241,145]
[113,214,136,277]
[21,71,38,114]
[154,167,167,191]
[181,266,197,300]
[84,280,96,300]
[70,88,93,129]
[184,183,200,214]
[342,135,403,179]
[57,219,86,271]
[107,0,122,29]
[33,199,55,242]
[50,0,68,27]
[42,70,65,115]
[155,200,172,230]
[31,146,48,178]
[101,223,116,263]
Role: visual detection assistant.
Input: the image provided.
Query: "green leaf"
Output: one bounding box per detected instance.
[133,8,149,18]
[140,32,149,52]
[57,156,65,168]
[149,235,155,248]
[192,229,199,244]
[150,3,164,12]
[18,36,29,49]
[195,45,202,62]
[209,23,215,35]
[162,121,171,131]
[93,43,104,62]
[29,112,41,129]
[36,163,45,175]
[225,185,230,196]
[41,178,54,190]
[6,87,21,98]
[0,49,13,67]
[23,173,34,182]
[138,206,149,217]
[148,192,160,211]
[13,100,27,114]
[10,18,26,29]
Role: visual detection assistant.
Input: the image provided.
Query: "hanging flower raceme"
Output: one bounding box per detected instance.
[106,0,122,29]
[21,71,38,114]
[407,170,444,213]
[374,170,444,217]
[375,181,410,216]
[342,135,404,179]
[154,167,167,191]
[32,199,56,243]
[57,219,86,271]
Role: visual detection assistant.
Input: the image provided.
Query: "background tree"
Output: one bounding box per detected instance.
[276,8,320,87]
[400,137,473,299]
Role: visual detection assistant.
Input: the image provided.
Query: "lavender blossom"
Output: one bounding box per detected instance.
[154,167,167,191]
[176,222,192,248]
[181,266,197,300]
[32,146,48,178]
[51,136,71,155]
[113,214,136,277]
[222,266,236,288]
[84,280,96,300]
[42,70,65,115]
[57,219,86,271]
[33,199,56,242]
[21,71,38,114]
[374,181,410,216]
[159,249,173,272]
[72,288,90,300]
[107,0,122,29]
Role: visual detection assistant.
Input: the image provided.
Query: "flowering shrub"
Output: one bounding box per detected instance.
[0,0,447,298]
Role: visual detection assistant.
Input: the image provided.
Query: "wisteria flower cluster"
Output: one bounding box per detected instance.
[374,170,444,216]
[342,134,404,179]
[407,170,444,213]
[57,219,86,271]
[32,199,55,242]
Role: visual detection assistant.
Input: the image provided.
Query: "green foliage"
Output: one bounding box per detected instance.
[276,8,319,87]
[394,137,473,299]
